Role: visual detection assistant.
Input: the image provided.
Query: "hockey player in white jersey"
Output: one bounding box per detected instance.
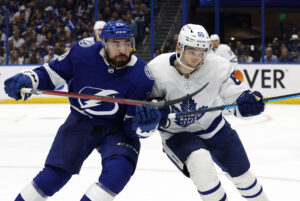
[210,34,238,65]
[135,24,269,200]
[85,20,106,42]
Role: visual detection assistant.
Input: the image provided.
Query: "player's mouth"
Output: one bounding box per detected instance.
[117,55,128,60]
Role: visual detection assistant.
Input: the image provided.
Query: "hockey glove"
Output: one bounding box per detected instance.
[4,73,33,100]
[158,105,171,128]
[132,106,161,138]
[236,90,265,117]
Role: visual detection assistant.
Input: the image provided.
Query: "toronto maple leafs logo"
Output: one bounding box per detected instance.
[171,97,207,127]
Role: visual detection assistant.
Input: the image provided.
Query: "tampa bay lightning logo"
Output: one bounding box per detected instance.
[79,39,95,47]
[171,97,207,127]
[78,87,119,116]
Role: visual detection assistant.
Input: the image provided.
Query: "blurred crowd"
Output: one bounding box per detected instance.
[1,0,300,65]
[230,32,300,63]
[155,31,300,63]
[0,0,152,65]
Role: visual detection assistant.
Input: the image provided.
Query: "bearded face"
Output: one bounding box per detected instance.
[105,38,132,67]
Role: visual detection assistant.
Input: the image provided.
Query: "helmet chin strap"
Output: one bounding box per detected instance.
[175,49,205,72]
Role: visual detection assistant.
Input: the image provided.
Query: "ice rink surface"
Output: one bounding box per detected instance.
[0,103,300,201]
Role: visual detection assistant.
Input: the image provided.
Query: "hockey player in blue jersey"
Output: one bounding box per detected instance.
[4,21,157,201]
[135,24,269,200]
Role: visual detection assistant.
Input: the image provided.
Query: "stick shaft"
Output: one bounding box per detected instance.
[170,92,300,118]
[20,88,162,107]
[20,83,208,108]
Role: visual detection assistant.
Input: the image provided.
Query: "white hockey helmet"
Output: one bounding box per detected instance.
[176,24,210,70]
[178,24,210,50]
[210,34,220,41]
[94,21,106,31]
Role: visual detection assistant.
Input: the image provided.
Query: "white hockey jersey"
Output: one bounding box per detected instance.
[210,44,237,63]
[148,53,247,139]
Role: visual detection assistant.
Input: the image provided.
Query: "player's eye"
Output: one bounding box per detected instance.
[112,43,120,48]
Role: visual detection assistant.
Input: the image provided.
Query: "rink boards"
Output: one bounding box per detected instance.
[0,64,300,104]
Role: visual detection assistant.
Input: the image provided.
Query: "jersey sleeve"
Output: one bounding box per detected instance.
[219,63,248,104]
[32,46,76,90]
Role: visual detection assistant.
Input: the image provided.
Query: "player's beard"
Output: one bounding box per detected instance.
[106,50,131,68]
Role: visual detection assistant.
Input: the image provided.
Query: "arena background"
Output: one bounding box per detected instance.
[1,1,300,201]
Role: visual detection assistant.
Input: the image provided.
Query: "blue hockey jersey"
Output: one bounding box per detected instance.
[31,39,154,128]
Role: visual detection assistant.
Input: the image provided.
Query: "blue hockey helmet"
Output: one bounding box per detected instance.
[101,21,134,40]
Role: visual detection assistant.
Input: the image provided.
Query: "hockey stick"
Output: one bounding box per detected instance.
[170,92,300,117]
[20,82,208,108]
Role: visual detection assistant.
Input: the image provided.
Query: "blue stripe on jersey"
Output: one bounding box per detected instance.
[237,178,257,190]
[220,193,227,201]
[195,114,222,135]
[242,186,263,198]
[198,181,221,195]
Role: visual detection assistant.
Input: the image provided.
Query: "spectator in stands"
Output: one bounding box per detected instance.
[46,31,56,46]
[250,43,261,62]
[74,18,86,40]
[25,50,43,64]
[23,35,33,53]
[123,0,133,14]
[271,38,281,58]
[166,34,178,53]
[10,30,24,49]
[87,24,94,37]
[81,32,89,41]
[162,39,172,53]
[44,46,58,63]
[0,46,5,64]
[44,6,54,24]
[0,29,5,44]
[132,5,145,43]
[76,0,89,18]
[235,40,244,60]
[37,26,47,44]
[154,47,162,57]
[18,47,26,64]
[261,47,278,63]
[53,42,63,55]
[22,26,34,38]
[59,7,68,23]
[65,14,77,32]
[114,4,126,20]
[102,6,112,21]
[19,10,28,32]
[56,23,66,42]
[239,46,253,63]
[64,31,74,48]
[59,41,66,54]
[279,48,293,62]
[135,0,148,12]
[126,14,138,39]
[10,50,22,64]
[288,34,300,61]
